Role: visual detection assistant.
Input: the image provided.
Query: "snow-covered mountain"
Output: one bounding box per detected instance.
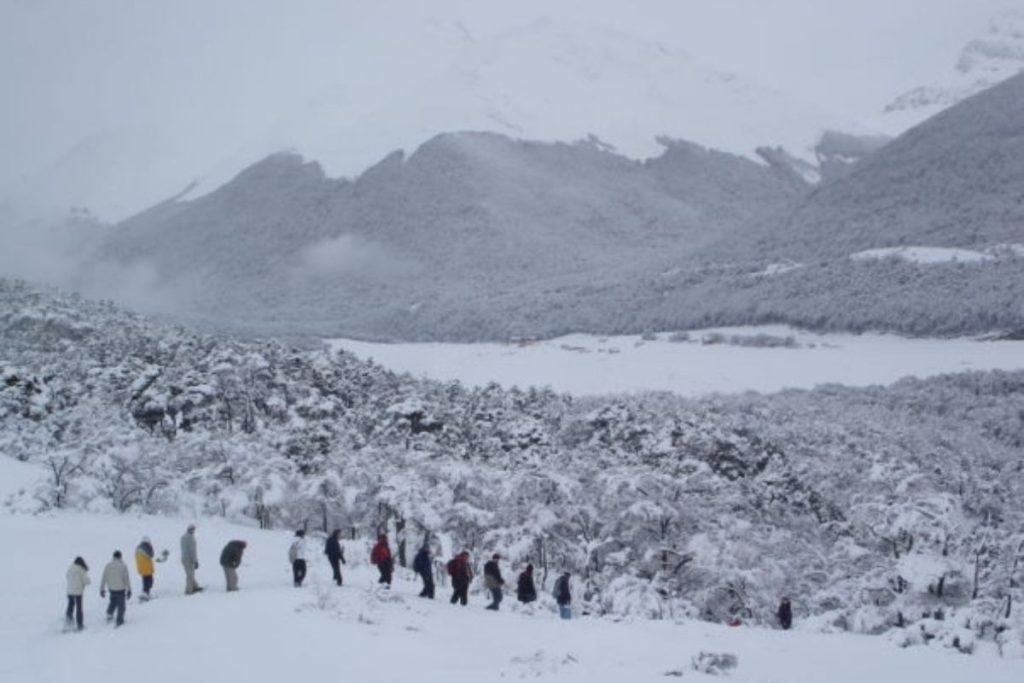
[1,16,858,224]
[878,8,1024,132]
[775,71,1024,259]
[77,71,1024,342]
[94,132,805,339]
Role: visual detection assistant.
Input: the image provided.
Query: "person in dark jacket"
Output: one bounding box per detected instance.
[777,597,793,630]
[516,563,537,604]
[219,540,247,592]
[447,551,472,606]
[413,544,434,598]
[370,534,393,587]
[554,571,572,619]
[324,529,346,586]
[483,554,505,610]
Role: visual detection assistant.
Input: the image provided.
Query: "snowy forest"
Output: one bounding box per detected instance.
[2,278,1022,654]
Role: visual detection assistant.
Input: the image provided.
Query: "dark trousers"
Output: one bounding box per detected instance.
[142,575,153,596]
[450,578,469,605]
[106,590,126,626]
[418,571,435,598]
[292,559,307,587]
[328,557,343,585]
[377,560,393,586]
[65,595,83,629]
[486,586,503,610]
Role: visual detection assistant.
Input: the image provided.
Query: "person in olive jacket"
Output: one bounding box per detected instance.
[219,540,247,592]
[483,554,505,611]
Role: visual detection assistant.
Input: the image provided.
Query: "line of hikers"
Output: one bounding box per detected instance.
[370,533,572,616]
[63,527,573,631]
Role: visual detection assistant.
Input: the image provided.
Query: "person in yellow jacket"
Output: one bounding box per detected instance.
[135,537,167,601]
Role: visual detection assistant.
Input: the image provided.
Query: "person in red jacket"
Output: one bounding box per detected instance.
[370,534,393,587]
[447,551,473,606]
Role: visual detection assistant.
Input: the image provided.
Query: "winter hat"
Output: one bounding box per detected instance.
[113,550,122,559]
[142,536,151,543]
[492,553,501,560]
[187,524,196,532]
[295,529,305,538]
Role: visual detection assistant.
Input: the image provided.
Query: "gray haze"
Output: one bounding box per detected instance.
[0,0,1010,194]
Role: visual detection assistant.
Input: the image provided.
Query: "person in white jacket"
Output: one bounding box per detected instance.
[180,524,203,595]
[65,557,90,630]
[100,551,132,627]
[288,530,308,587]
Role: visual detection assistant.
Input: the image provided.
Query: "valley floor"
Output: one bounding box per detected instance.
[1,459,1020,683]
[329,326,1024,397]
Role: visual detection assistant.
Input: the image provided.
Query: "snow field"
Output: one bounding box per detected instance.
[1,458,1021,683]
[329,327,1024,397]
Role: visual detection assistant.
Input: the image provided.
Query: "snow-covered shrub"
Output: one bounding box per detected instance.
[2,279,1024,639]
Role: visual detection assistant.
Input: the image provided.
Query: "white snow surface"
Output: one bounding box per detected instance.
[850,246,997,264]
[0,458,1020,683]
[328,327,1024,397]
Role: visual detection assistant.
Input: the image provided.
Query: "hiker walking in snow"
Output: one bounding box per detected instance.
[447,550,472,606]
[289,530,308,587]
[180,524,203,595]
[553,571,572,620]
[483,554,505,611]
[413,543,434,599]
[370,533,393,587]
[135,536,166,600]
[324,529,346,586]
[516,563,537,604]
[777,597,793,630]
[100,551,132,627]
[220,540,247,592]
[65,556,90,631]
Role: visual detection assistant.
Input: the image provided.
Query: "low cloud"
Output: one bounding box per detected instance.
[296,234,419,280]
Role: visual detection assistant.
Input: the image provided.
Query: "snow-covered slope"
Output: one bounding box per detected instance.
[878,8,1024,132]
[2,491,1021,683]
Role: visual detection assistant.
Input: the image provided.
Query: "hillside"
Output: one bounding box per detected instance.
[771,71,1024,259]
[2,280,1023,652]
[96,133,804,339]
[85,72,1024,341]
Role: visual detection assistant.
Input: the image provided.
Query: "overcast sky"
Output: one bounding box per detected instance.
[0,0,1013,195]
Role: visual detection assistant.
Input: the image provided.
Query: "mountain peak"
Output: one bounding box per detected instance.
[880,9,1024,130]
